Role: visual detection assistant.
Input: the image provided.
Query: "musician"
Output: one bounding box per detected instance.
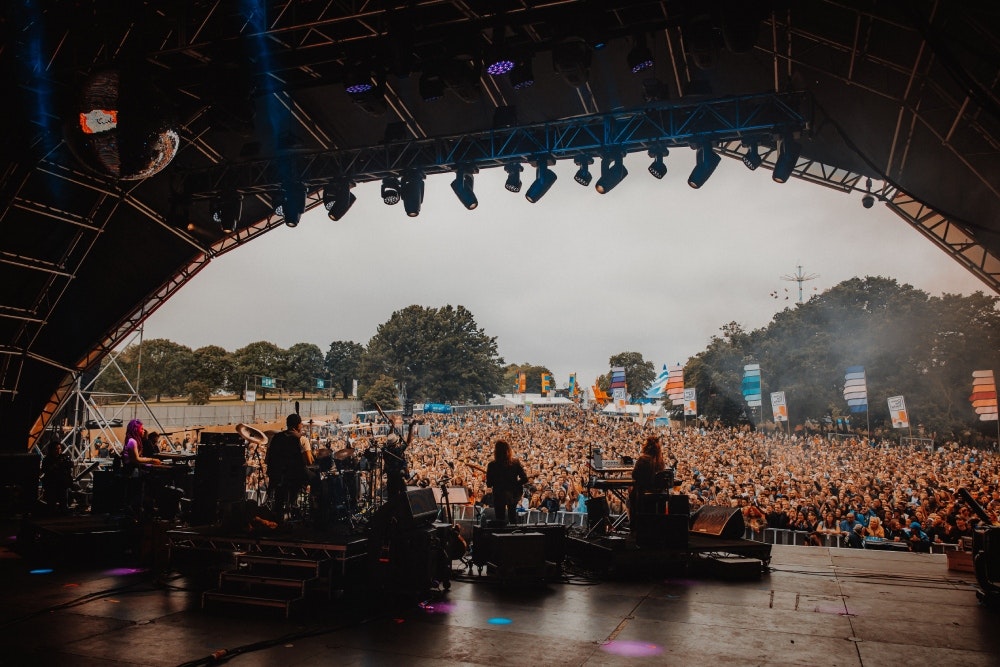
[41,441,74,511]
[486,439,529,525]
[121,419,164,476]
[383,418,420,498]
[265,413,313,517]
[142,429,162,457]
[628,435,666,523]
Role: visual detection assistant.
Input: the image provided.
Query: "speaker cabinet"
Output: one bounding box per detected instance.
[493,532,546,569]
[635,514,689,548]
[472,524,566,567]
[691,505,745,538]
[191,444,246,525]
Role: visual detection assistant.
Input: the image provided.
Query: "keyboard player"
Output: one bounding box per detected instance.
[628,435,667,523]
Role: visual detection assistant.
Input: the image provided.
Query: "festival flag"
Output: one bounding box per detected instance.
[569,373,577,396]
[592,383,610,405]
[887,395,909,428]
[770,391,788,422]
[971,370,998,422]
[517,371,526,393]
[666,364,685,406]
[541,373,553,395]
[609,366,627,389]
[683,388,697,416]
[742,364,762,407]
[843,366,868,413]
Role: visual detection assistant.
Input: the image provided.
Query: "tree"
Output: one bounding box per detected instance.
[192,345,233,394]
[326,341,365,398]
[286,342,326,398]
[361,374,401,410]
[185,380,212,405]
[359,305,505,403]
[608,351,656,399]
[134,338,193,401]
[230,341,286,398]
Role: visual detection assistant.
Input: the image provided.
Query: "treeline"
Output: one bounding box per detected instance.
[683,277,1000,442]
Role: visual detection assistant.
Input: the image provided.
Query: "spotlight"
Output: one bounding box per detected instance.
[401,170,425,217]
[627,35,654,74]
[647,148,668,179]
[595,153,628,194]
[211,191,243,233]
[381,176,401,205]
[451,166,479,210]
[862,177,875,208]
[274,182,305,227]
[525,158,557,203]
[344,73,373,95]
[741,141,762,170]
[552,38,591,88]
[573,156,594,186]
[509,58,535,90]
[323,180,356,221]
[419,69,446,102]
[504,163,523,192]
[485,23,515,76]
[687,143,721,188]
[772,136,801,183]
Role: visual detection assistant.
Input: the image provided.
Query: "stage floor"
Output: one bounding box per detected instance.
[1,533,997,666]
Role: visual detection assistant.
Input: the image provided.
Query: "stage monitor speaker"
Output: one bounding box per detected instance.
[472,524,566,567]
[191,444,247,525]
[403,487,439,523]
[494,532,546,569]
[0,453,40,517]
[586,495,610,535]
[690,505,745,538]
[199,432,244,446]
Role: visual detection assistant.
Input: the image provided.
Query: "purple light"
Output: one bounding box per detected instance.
[487,60,515,76]
[631,59,654,74]
[419,601,457,615]
[345,83,373,94]
[602,640,663,657]
[103,567,148,576]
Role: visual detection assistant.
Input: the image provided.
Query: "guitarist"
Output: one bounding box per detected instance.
[383,417,421,498]
[486,439,529,525]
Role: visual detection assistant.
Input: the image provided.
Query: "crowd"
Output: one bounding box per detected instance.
[317,406,1000,549]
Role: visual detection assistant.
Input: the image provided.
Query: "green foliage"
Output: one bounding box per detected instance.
[359,305,505,403]
[326,341,364,398]
[609,351,656,398]
[185,380,212,405]
[192,345,233,394]
[285,342,326,398]
[361,374,401,410]
[691,277,1000,438]
[230,341,286,398]
[504,363,553,394]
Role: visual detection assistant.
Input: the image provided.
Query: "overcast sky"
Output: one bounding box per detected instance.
[142,149,987,392]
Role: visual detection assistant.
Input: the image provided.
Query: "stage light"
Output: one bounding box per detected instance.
[401,170,425,217]
[451,166,479,210]
[509,57,535,90]
[381,176,401,205]
[323,180,356,221]
[741,141,762,170]
[344,72,373,94]
[552,38,591,88]
[419,69,445,101]
[274,182,306,227]
[627,35,653,74]
[443,55,481,104]
[525,159,557,203]
[687,143,721,188]
[862,177,875,208]
[504,163,523,192]
[772,136,801,183]
[211,191,242,233]
[485,21,515,76]
[574,156,594,186]
[595,153,628,194]
[647,148,668,179]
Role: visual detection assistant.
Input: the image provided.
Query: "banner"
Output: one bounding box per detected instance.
[770,391,788,422]
[517,371,526,393]
[683,388,697,416]
[971,370,998,422]
[610,366,627,389]
[245,390,256,403]
[887,395,909,428]
[612,387,627,402]
[666,364,685,406]
[843,366,868,413]
[352,379,358,398]
[742,364,762,407]
[569,373,577,396]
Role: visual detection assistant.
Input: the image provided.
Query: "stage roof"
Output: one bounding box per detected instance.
[1,1,998,448]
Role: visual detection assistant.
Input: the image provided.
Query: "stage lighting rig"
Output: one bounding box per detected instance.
[323,180,356,221]
[574,156,594,186]
[595,152,628,194]
[274,182,306,227]
[451,165,479,210]
[504,163,523,192]
[401,170,425,217]
[687,143,721,189]
[648,148,668,179]
[382,176,401,205]
[525,156,557,203]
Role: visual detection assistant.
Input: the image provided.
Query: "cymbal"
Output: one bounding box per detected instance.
[333,446,356,461]
[236,423,268,446]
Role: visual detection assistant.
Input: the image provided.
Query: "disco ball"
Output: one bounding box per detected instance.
[66,68,179,180]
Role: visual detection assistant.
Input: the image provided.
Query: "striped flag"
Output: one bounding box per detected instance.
[666,364,685,406]
[971,370,998,422]
[844,366,868,413]
[742,364,762,407]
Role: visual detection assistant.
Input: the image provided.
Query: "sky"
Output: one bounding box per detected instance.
[141,148,988,392]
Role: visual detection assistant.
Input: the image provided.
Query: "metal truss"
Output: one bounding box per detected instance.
[180,92,811,198]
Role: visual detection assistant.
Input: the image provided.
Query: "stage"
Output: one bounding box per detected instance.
[1,522,998,666]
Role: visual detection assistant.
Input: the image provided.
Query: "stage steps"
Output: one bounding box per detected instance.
[201,552,331,617]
